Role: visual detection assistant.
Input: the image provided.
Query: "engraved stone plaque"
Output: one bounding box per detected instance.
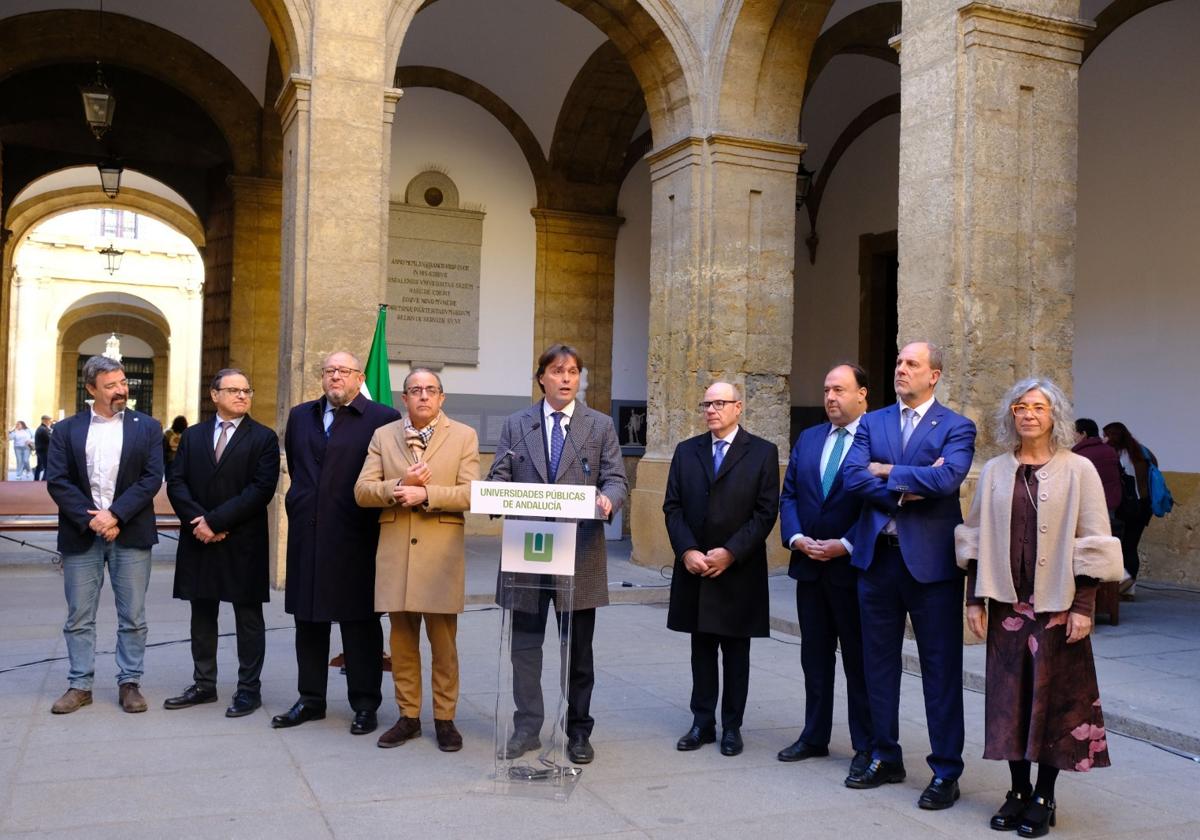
[387,170,484,365]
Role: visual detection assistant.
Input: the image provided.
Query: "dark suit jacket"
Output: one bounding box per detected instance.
[46,409,164,554]
[779,421,863,586]
[167,415,280,604]
[490,399,627,611]
[34,424,52,457]
[841,400,976,583]
[663,428,779,638]
[283,393,400,622]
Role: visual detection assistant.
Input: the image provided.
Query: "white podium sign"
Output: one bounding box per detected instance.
[500,520,577,576]
[470,481,596,519]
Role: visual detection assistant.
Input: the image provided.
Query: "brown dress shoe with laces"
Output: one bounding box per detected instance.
[377,716,421,748]
[119,683,148,713]
[434,719,463,752]
[51,688,92,714]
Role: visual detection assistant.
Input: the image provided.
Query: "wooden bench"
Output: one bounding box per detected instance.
[0,482,180,531]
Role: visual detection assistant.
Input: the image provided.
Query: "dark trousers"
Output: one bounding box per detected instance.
[1118,499,1152,579]
[510,589,596,740]
[190,598,265,697]
[33,451,48,481]
[295,617,383,713]
[689,632,751,731]
[858,539,964,780]
[795,574,872,751]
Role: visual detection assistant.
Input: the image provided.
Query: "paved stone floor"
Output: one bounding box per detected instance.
[0,537,1197,838]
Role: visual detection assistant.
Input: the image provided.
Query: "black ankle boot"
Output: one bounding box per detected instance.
[990,789,1031,831]
[1017,794,1056,838]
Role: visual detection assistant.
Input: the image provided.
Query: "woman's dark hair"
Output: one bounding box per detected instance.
[1103,421,1146,468]
[171,416,188,434]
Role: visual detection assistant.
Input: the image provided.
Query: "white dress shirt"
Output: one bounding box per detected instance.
[212,414,245,449]
[787,417,860,554]
[542,399,577,454]
[710,425,739,459]
[85,409,125,510]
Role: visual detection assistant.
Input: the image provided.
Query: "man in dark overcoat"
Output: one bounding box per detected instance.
[164,368,280,718]
[273,351,399,736]
[664,381,779,757]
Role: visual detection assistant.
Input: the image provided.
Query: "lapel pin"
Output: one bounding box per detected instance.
[930,420,938,427]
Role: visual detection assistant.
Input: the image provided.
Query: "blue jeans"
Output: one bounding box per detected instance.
[61,537,153,690]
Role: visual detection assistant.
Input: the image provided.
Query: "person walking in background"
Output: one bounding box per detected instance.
[162,415,187,477]
[33,416,53,481]
[958,378,1121,837]
[9,420,33,479]
[1103,421,1155,597]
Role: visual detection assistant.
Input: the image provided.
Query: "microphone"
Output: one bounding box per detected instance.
[560,420,590,479]
[486,421,541,481]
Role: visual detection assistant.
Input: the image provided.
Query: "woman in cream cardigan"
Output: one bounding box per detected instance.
[955,377,1122,838]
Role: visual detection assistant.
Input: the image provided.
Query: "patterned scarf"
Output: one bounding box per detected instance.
[404,414,438,460]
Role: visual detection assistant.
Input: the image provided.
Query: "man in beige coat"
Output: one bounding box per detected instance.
[354,368,479,751]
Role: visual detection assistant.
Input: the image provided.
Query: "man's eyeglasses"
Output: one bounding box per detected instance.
[698,400,737,411]
[1011,403,1049,417]
[322,367,361,378]
[216,388,254,397]
[406,386,442,396]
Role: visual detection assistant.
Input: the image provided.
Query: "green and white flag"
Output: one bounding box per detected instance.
[362,304,393,407]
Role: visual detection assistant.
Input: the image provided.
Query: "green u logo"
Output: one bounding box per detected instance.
[524,532,554,562]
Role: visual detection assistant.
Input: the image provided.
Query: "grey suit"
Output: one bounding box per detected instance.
[490,399,627,740]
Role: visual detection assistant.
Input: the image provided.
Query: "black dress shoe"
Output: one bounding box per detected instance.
[720,728,743,756]
[350,710,378,735]
[225,691,262,718]
[991,789,1032,831]
[163,685,217,710]
[777,738,830,762]
[270,700,327,729]
[496,730,541,760]
[567,735,594,764]
[1017,795,1056,838]
[848,750,872,778]
[844,758,906,789]
[918,776,961,810]
[676,725,716,751]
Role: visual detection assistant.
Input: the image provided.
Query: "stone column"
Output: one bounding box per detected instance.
[274,1,395,425]
[895,1,1090,448]
[530,208,622,415]
[227,175,283,424]
[630,134,800,566]
[271,1,395,587]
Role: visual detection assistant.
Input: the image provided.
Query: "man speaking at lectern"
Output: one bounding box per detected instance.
[490,343,627,765]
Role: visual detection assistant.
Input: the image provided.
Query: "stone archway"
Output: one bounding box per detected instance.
[2,180,205,443]
[57,309,171,420]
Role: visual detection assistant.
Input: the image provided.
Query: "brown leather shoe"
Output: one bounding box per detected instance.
[434,719,463,752]
[119,683,148,713]
[51,688,93,714]
[377,716,421,749]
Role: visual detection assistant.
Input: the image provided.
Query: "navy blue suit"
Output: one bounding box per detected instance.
[779,421,870,753]
[842,400,975,780]
[46,409,164,553]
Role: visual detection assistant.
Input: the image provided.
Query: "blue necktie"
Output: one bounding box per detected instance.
[323,406,336,439]
[901,407,916,453]
[549,411,565,480]
[713,439,728,474]
[821,427,849,498]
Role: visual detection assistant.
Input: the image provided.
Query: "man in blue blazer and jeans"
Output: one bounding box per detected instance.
[777,363,872,778]
[842,341,976,810]
[46,355,164,715]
